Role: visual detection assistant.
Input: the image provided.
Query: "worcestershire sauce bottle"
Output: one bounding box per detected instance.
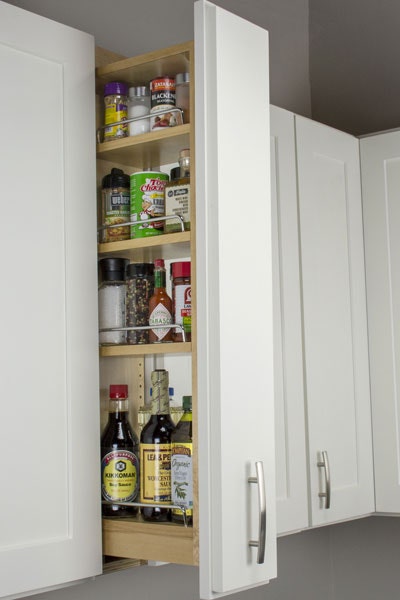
[101,384,140,517]
[140,369,175,521]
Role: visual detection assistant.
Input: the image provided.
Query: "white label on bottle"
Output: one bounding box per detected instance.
[174,284,191,332]
[171,443,193,511]
[149,302,172,340]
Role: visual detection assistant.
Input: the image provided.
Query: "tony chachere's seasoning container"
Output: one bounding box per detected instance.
[130,171,169,238]
[103,82,129,141]
[164,149,191,233]
[175,72,190,123]
[128,86,150,136]
[171,261,191,342]
[98,257,128,345]
[101,168,130,243]
[126,262,154,345]
[150,76,179,130]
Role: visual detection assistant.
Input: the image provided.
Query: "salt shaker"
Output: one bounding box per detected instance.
[128,86,150,136]
[98,258,128,345]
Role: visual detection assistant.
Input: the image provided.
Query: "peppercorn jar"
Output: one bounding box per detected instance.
[98,258,129,345]
[103,81,129,141]
[170,261,191,342]
[126,262,154,344]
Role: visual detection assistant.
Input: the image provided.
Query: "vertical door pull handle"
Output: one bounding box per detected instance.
[317,450,331,509]
[248,461,267,564]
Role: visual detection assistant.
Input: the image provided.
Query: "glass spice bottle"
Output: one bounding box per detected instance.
[126,262,154,345]
[164,149,191,233]
[101,384,140,517]
[171,395,193,525]
[98,257,128,345]
[148,258,173,343]
[140,369,176,522]
[171,260,191,342]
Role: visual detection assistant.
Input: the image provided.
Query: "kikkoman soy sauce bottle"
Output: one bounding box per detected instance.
[140,369,175,521]
[101,384,140,517]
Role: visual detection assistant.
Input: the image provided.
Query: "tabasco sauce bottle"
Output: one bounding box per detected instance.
[148,258,173,343]
[101,384,140,517]
[140,369,175,521]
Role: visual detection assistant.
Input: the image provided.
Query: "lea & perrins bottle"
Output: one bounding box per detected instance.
[148,258,173,343]
[140,369,175,521]
[101,384,140,517]
[171,395,193,525]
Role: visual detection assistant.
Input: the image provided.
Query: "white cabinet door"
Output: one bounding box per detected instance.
[270,106,309,535]
[195,2,276,597]
[0,2,101,597]
[296,116,374,526]
[360,130,400,513]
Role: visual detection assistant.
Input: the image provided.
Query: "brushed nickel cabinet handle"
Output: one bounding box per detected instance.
[317,450,331,509]
[248,461,267,564]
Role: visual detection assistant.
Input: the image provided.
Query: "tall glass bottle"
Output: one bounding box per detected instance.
[140,369,175,521]
[171,396,193,524]
[148,258,173,343]
[101,384,140,517]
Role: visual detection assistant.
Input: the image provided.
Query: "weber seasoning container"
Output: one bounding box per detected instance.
[101,168,130,243]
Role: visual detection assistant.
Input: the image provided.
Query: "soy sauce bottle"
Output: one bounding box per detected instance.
[140,369,175,521]
[101,384,140,517]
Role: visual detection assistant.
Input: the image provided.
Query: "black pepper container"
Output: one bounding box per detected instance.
[126,263,154,344]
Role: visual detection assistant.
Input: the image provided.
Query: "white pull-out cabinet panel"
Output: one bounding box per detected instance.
[195,2,276,597]
[361,130,400,513]
[0,2,101,597]
[296,116,374,526]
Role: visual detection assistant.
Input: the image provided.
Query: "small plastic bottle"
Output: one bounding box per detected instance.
[128,86,150,136]
[103,82,129,141]
[98,258,128,345]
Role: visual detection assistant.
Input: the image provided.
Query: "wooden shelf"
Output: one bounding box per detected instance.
[102,517,196,566]
[98,231,191,262]
[96,124,190,169]
[100,341,191,357]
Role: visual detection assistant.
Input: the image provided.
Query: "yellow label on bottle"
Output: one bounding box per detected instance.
[140,443,171,504]
[101,450,139,502]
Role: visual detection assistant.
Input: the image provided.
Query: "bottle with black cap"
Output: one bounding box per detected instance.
[101,167,130,243]
[98,257,128,345]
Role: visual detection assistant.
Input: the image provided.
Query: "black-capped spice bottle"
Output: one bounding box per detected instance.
[101,384,140,517]
[140,369,175,521]
[126,263,154,344]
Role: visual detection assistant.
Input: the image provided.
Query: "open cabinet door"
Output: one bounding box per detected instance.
[195,2,276,597]
[0,2,101,597]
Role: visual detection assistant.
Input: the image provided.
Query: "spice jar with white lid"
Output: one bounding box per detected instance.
[98,258,128,345]
[128,86,150,136]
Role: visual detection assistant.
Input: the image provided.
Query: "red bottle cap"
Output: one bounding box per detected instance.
[154,258,165,268]
[171,261,191,279]
[109,384,128,399]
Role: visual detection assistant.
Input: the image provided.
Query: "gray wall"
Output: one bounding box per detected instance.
[309,0,400,135]
[3,0,311,117]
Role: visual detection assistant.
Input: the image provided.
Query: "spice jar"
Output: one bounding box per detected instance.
[175,72,190,123]
[101,168,130,243]
[128,86,150,136]
[103,81,129,141]
[126,262,154,345]
[98,258,128,345]
[171,261,191,342]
